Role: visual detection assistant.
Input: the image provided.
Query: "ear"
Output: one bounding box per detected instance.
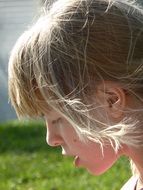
[96,81,126,120]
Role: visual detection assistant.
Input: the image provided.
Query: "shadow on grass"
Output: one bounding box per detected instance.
[0,120,60,154]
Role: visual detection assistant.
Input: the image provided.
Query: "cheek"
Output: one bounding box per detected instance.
[61,128,81,149]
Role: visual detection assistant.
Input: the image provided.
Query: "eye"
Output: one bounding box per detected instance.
[52,118,61,124]
[39,113,45,119]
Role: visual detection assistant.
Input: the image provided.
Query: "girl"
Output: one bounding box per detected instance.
[8,0,143,189]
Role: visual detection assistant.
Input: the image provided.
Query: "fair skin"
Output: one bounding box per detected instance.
[45,111,122,175]
[44,81,143,189]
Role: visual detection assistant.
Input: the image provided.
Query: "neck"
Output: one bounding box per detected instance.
[125,146,143,190]
[132,154,143,183]
[135,165,143,190]
[136,178,143,190]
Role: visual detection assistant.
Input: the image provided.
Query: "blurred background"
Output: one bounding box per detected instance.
[0,0,45,122]
[0,0,40,122]
[0,0,143,123]
[0,1,142,190]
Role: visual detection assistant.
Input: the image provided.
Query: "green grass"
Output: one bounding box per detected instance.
[0,120,131,190]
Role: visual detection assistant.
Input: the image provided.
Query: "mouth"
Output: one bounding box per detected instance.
[62,148,75,157]
[61,148,80,167]
[62,151,80,167]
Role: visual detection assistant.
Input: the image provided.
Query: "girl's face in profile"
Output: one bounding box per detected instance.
[45,110,122,175]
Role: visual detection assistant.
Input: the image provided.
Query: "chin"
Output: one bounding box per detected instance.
[86,167,108,176]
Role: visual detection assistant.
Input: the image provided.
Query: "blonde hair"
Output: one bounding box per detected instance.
[9,0,143,154]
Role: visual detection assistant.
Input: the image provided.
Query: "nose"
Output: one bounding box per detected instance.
[46,132,63,147]
[46,122,63,147]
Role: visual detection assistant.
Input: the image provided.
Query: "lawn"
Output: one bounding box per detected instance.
[0,120,131,190]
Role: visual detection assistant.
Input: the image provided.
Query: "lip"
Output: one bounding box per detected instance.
[74,156,80,167]
[61,148,75,157]
[62,152,82,168]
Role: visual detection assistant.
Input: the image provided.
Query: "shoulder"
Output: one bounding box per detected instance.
[121,176,138,190]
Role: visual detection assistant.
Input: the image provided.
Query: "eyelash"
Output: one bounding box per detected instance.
[52,118,62,125]
[40,113,45,119]
[40,112,62,126]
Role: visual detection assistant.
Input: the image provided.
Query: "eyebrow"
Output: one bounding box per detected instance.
[43,109,60,125]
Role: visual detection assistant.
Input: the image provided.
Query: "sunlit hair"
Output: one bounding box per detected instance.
[9,0,143,166]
